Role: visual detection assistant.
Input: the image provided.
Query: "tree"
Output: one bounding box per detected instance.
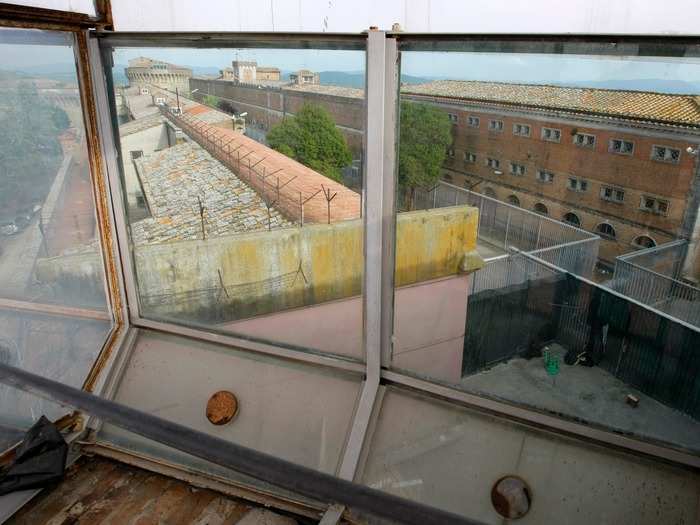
[0,82,65,218]
[267,103,352,182]
[50,105,70,131]
[398,101,453,209]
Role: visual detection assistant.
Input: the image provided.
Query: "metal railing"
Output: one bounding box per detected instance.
[407,182,600,292]
[610,240,700,327]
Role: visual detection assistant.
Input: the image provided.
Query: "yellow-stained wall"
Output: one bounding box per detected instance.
[37,206,482,321]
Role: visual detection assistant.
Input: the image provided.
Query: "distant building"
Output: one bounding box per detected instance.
[401,80,700,273]
[125,57,192,94]
[289,69,320,85]
[257,66,281,81]
[221,61,281,83]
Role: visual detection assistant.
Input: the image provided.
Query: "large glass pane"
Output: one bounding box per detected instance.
[390,38,700,453]
[99,329,363,476]
[361,387,700,524]
[108,43,366,360]
[0,28,113,446]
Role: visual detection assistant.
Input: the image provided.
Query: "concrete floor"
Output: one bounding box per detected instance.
[460,343,700,452]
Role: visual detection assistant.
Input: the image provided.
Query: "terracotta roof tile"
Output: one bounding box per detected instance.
[401,80,700,127]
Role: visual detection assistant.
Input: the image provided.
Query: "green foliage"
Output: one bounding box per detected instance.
[50,105,70,131]
[267,104,352,182]
[202,94,220,107]
[398,101,453,197]
[0,81,67,218]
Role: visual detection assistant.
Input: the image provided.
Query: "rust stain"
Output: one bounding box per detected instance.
[206,391,239,426]
[73,30,126,393]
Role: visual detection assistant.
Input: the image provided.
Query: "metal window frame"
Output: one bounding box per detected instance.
[1,23,700,524]
[0,3,128,459]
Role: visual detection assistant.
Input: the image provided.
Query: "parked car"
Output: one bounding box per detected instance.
[0,221,18,236]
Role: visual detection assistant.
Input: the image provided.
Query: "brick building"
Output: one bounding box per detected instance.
[402,81,700,268]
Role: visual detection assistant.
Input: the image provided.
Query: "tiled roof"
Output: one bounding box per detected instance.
[401,80,700,127]
[139,85,361,224]
[285,84,364,99]
[132,141,291,245]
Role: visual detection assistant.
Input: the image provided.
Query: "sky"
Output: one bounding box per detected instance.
[4,41,700,92]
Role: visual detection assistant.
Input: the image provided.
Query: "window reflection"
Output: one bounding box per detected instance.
[0,28,112,444]
[392,42,700,453]
[111,46,366,359]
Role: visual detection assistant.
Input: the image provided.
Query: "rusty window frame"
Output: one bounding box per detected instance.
[0,1,128,454]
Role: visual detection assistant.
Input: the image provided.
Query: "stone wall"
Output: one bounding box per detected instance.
[36,206,482,323]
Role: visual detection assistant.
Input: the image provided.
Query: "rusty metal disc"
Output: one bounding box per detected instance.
[206,391,239,426]
[491,475,531,519]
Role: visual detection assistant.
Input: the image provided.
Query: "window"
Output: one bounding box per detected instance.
[467,116,480,127]
[568,177,588,192]
[488,119,504,132]
[447,113,458,123]
[0,27,113,444]
[447,147,455,158]
[541,127,561,142]
[464,152,476,163]
[609,138,634,155]
[563,212,581,226]
[509,162,526,176]
[513,123,531,137]
[534,203,549,215]
[486,157,501,169]
[640,196,670,215]
[536,169,554,183]
[633,235,657,249]
[651,145,681,164]
[596,223,617,239]
[112,42,367,359]
[600,186,625,203]
[484,187,497,198]
[507,195,520,207]
[573,132,596,148]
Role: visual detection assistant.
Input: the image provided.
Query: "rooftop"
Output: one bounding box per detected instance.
[285,83,364,99]
[132,141,291,245]
[126,56,192,73]
[401,80,700,127]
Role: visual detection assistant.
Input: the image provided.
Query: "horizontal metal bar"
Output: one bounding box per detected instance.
[382,370,700,469]
[134,317,366,375]
[393,34,700,56]
[520,250,700,334]
[439,180,597,240]
[528,236,599,255]
[0,363,482,525]
[0,297,111,322]
[0,2,103,28]
[617,239,688,261]
[94,31,367,50]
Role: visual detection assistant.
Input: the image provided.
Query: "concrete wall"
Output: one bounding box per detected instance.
[225,274,470,383]
[130,206,480,322]
[36,206,481,329]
